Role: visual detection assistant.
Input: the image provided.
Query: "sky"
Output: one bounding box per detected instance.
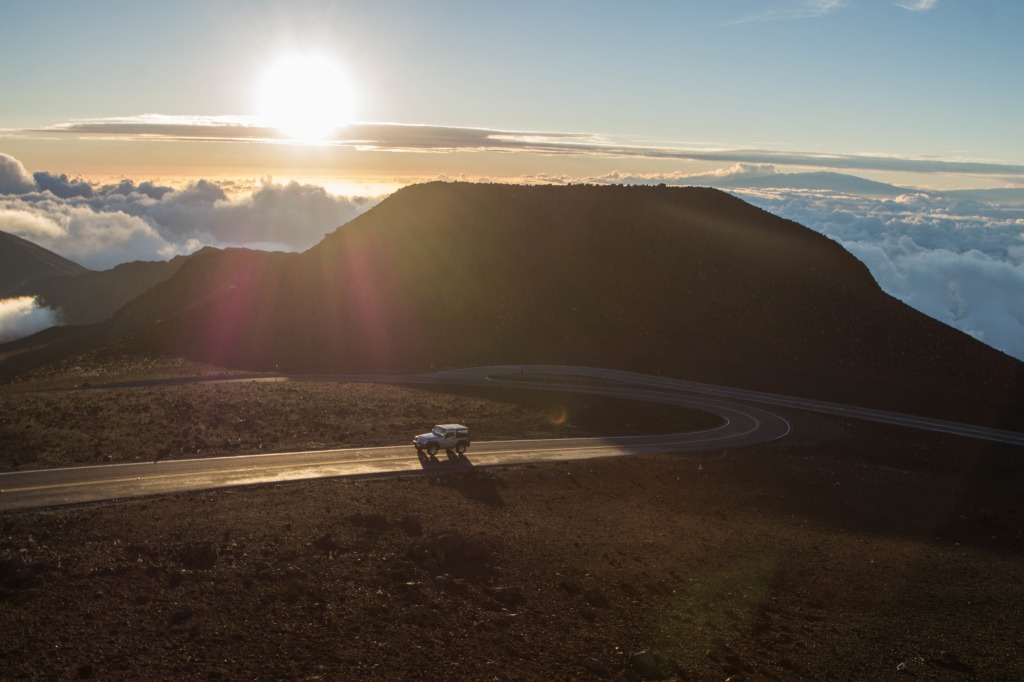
[1,0,1023,360]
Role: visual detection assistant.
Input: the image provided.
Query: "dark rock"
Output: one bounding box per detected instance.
[583,657,605,674]
[167,570,185,588]
[171,604,195,623]
[940,650,959,665]
[558,579,583,595]
[459,537,491,562]
[282,585,301,603]
[180,542,218,570]
[400,515,423,537]
[312,533,344,554]
[423,531,467,556]
[492,586,526,607]
[408,531,469,568]
[630,650,659,679]
[584,588,610,608]
[723,653,743,667]
[579,605,597,621]
[347,513,390,531]
[504,644,524,658]
[76,663,93,679]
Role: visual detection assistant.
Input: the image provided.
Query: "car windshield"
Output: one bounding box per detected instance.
[432,427,445,437]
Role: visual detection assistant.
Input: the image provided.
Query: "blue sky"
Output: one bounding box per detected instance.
[2,1,1023,360]
[2,0,1022,187]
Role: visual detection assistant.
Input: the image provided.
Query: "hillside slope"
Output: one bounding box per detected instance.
[15,254,193,325]
[5,183,1022,426]
[0,230,90,297]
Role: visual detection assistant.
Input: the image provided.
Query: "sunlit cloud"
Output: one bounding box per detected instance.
[730,187,1024,361]
[25,117,1024,180]
[896,0,938,11]
[0,296,61,343]
[3,149,1023,361]
[0,152,378,269]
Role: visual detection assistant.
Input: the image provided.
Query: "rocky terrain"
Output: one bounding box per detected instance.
[2,358,1022,680]
[0,352,715,471]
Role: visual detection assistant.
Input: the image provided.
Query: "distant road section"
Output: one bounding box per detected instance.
[3,364,1021,511]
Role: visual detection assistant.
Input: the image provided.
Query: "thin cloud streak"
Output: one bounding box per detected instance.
[896,0,938,11]
[729,0,845,24]
[30,116,1024,180]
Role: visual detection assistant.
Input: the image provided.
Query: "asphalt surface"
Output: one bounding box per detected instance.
[2,364,1021,511]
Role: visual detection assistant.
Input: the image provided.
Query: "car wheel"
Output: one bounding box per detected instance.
[456,442,467,455]
[427,443,438,457]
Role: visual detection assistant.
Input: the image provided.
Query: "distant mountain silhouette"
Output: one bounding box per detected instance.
[0,230,90,297]
[943,187,1024,206]
[715,171,904,197]
[3,183,1021,427]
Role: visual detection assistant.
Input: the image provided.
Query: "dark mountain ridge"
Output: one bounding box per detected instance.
[14,254,193,325]
[3,183,1021,427]
[0,230,90,297]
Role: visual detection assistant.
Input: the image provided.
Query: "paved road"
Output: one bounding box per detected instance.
[3,364,1021,511]
[0,367,791,511]
[457,365,1024,446]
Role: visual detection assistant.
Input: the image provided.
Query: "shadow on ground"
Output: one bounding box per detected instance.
[417,451,507,507]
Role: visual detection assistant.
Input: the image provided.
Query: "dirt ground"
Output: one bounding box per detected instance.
[1,357,1023,680]
[0,352,718,471]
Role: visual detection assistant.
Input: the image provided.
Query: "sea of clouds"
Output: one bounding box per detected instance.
[1,152,1022,361]
[730,187,1024,362]
[0,153,377,270]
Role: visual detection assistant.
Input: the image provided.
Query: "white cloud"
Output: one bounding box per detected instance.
[897,0,938,11]
[0,296,61,343]
[0,153,36,194]
[0,197,179,270]
[0,207,65,239]
[587,164,779,186]
[730,187,1024,361]
[0,153,381,270]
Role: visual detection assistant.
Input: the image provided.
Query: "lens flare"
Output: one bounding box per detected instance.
[549,406,568,425]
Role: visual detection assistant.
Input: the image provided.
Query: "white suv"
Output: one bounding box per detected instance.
[413,424,471,457]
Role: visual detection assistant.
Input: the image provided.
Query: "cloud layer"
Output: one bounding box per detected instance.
[0,296,61,343]
[2,153,1021,363]
[30,117,1024,181]
[557,165,1024,361]
[0,153,378,270]
[729,186,1024,361]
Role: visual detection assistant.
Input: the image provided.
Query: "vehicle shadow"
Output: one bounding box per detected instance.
[416,448,473,472]
[417,450,506,507]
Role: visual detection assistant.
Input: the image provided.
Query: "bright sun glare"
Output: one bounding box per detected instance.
[256,53,356,141]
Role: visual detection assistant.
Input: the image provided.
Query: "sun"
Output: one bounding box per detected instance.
[255,53,356,141]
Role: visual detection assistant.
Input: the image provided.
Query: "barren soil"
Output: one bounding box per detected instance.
[2,357,1023,680]
[0,352,717,471]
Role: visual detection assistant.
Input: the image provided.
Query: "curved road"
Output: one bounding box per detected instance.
[3,364,1021,511]
[0,366,791,511]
